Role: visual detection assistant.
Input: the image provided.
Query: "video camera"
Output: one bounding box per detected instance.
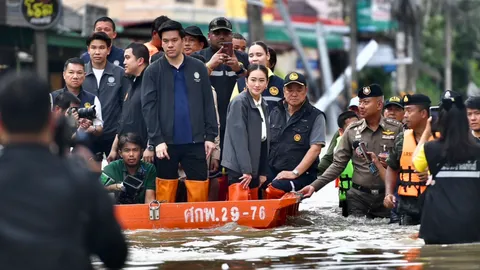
[67,105,96,120]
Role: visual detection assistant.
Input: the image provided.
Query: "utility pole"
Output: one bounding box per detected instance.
[247,0,265,43]
[349,0,358,97]
[444,0,452,90]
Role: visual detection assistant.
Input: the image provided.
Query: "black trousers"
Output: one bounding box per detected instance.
[155,143,207,180]
[397,195,421,225]
[91,136,114,160]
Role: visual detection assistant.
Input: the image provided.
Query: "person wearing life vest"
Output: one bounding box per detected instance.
[265,72,326,198]
[384,94,431,225]
[334,111,358,216]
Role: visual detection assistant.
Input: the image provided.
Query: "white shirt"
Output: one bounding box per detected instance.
[254,96,267,142]
[92,68,104,88]
[92,96,104,127]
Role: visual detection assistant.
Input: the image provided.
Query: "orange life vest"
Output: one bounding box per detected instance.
[398,129,434,197]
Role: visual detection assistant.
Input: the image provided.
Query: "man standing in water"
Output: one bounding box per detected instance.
[300,84,403,218]
[384,94,431,225]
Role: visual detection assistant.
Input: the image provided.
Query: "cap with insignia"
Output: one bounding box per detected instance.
[357,84,383,99]
[284,72,307,87]
[441,90,464,110]
[402,94,431,107]
[384,96,404,109]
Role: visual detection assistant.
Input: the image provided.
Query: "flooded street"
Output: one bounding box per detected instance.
[95,183,480,270]
[97,140,480,269]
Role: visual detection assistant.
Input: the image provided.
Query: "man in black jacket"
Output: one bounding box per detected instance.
[108,42,153,163]
[141,20,218,202]
[0,71,127,270]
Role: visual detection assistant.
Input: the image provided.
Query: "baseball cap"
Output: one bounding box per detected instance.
[348,96,359,108]
[283,72,307,87]
[209,17,233,32]
[384,96,404,109]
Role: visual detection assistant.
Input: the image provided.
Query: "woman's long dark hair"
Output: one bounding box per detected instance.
[437,92,480,164]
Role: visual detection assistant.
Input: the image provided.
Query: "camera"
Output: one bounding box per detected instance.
[68,105,96,120]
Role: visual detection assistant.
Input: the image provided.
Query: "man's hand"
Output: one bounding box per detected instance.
[299,185,315,197]
[209,158,219,172]
[205,141,216,159]
[156,143,170,160]
[274,170,297,180]
[225,52,241,72]
[207,47,227,70]
[106,150,117,163]
[78,118,94,133]
[143,148,154,163]
[383,194,396,209]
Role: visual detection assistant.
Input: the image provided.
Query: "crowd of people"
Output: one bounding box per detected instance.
[48,14,480,245]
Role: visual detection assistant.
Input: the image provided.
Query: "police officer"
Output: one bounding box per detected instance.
[0,71,127,269]
[383,96,405,122]
[384,94,431,225]
[300,84,403,218]
[265,72,326,198]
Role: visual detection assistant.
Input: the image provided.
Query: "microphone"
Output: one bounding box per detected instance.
[353,140,379,175]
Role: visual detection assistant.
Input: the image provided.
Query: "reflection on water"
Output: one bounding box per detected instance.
[97,162,480,269]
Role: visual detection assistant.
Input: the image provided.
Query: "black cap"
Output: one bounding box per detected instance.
[441,90,465,110]
[184,26,209,49]
[284,72,307,87]
[402,94,431,107]
[357,84,383,99]
[209,17,233,32]
[384,96,404,109]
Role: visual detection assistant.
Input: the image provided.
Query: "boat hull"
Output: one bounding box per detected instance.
[114,193,301,230]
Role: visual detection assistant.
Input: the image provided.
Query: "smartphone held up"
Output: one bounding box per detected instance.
[221,42,233,56]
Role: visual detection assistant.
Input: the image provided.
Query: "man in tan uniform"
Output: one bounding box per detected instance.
[300,84,403,218]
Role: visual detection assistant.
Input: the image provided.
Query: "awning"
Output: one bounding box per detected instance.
[46,31,86,49]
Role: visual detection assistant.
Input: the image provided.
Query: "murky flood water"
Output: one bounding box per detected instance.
[93,183,480,269]
[96,138,480,269]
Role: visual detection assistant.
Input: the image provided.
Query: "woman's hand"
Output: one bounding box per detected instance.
[423,117,433,138]
[239,174,252,189]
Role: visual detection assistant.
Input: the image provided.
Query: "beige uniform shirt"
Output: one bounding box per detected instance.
[311,116,403,191]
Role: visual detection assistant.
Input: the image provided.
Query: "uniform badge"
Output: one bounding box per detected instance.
[269,86,279,96]
[124,93,128,101]
[294,134,301,142]
[113,60,120,66]
[362,86,371,95]
[193,72,201,83]
[382,130,395,136]
[289,73,298,80]
[84,102,91,108]
[403,96,409,103]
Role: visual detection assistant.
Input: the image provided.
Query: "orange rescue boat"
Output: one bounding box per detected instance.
[114,192,302,230]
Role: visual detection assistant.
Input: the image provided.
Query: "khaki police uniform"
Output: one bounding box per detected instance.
[311,84,403,218]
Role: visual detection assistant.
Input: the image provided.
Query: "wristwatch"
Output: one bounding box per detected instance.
[292,169,300,177]
[147,144,155,152]
[235,62,246,75]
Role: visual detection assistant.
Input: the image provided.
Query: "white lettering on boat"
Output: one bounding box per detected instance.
[184,206,266,223]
